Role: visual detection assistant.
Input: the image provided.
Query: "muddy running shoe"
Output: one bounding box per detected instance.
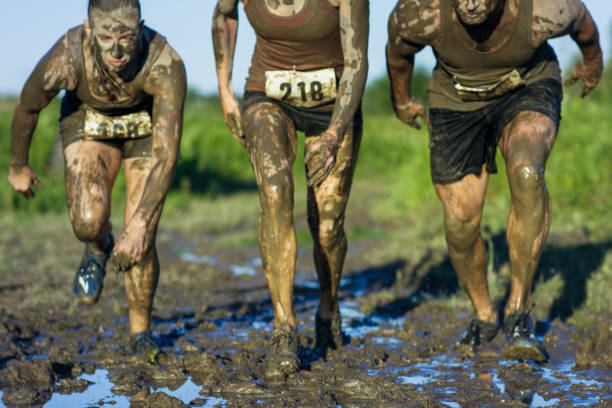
[458,318,499,347]
[502,310,548,363]
[132,330,159,363]
[73,233,114,305]
[315,313,347,356]
[262,325,300,383]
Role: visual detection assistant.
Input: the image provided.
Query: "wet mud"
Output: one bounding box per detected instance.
[0,226,610,407]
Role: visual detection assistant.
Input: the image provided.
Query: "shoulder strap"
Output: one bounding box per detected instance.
[140,26,168,77]
[65,25,86,76]
[518,0,533,44]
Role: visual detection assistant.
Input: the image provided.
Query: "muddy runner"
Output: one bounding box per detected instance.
[7,0,186,361]
[387,0,603,363]
[214,0,368,383]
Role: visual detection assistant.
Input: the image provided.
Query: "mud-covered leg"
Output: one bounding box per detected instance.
[65,141,121,251]
[306,119,361,352]
[244,102,298,330]
[497,111,555,362]
[499,111,556,316]
[244,102,299,381]
[434,168,496,323]
[122,157,164,339]
[435,169,500,346]
[64,141,122,304]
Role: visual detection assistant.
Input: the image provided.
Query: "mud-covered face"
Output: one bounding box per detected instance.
[89,9,141,72]
[451,0,501,25]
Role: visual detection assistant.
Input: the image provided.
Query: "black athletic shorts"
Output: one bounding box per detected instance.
[428,79,562,185]
[242,91,362,136]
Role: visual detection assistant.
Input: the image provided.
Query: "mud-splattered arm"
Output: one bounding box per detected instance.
[326,0,369,141]
[213,0,245,146]
[386,0,437,128]
[10,33,77,168]
[132,45,186,232]
[304,0,368,186]
[9,33,77,198]
[533,0,602,97]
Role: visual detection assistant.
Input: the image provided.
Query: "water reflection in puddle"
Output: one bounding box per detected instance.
[44,369,227,408]
[357,310,606,407]
[396,375,432,386]
[181,252,260,277]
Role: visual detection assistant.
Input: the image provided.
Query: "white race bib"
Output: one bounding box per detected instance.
[265,68,337,108]
[84,110,152,140]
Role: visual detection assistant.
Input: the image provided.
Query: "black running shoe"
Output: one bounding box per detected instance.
[502,310,548,362]
[315,313,348,356]
[458,318,499,347]
[262,325,300,383]
[132,330,159,363]
[73,233,114,305]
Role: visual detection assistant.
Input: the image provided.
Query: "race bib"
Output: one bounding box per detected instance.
[84,110,152,140]
[265,68,337,108]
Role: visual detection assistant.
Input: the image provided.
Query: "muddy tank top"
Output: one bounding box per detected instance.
[244,0,344,108]
[428,0,561,111]
[59,25,166,140]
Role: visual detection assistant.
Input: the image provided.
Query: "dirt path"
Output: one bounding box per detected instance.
[0,209,610,407]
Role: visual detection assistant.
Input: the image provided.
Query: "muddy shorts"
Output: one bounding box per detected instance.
[59,110,152,159]
[428,78,562,184]
[242,91,362,136]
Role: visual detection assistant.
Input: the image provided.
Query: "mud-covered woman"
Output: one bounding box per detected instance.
[213,0,368,381]
[8,0,186,358]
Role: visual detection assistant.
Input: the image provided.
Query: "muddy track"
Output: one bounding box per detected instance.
[0,224,610,407]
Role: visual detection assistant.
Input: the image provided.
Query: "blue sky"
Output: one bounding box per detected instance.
[0,1,610,96]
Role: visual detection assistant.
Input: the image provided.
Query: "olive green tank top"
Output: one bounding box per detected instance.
[428,0,561,111]
[244,0,344,101]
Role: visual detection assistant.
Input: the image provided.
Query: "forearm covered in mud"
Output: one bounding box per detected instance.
[386,44,417,115]
[132,60,186,230]
[386,10,425,114]
[327,0,369,142]
[11,100,42,168]
[212,2,239,100]
[571,6,602,62]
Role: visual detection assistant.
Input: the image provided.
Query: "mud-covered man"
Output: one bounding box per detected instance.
[8,0,186,356]
[387,0,602,361]
[213,0,368,381]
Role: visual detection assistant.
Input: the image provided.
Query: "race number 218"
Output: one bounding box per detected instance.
[265,68,337,108]
[280,81,324,102]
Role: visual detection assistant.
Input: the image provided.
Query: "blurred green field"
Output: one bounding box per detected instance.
[1,66,610,231]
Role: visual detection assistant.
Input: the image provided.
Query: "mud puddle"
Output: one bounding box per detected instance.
[0,234,610,407]
[42,370,226,407]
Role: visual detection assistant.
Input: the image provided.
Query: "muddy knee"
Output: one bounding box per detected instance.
[259,174,293,215]
[317,218,346,249]
[444,207,481,250]
[71,212,109,243]
[508,164,546,207]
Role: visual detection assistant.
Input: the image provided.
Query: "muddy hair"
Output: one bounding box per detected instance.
[88,0,141,19]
